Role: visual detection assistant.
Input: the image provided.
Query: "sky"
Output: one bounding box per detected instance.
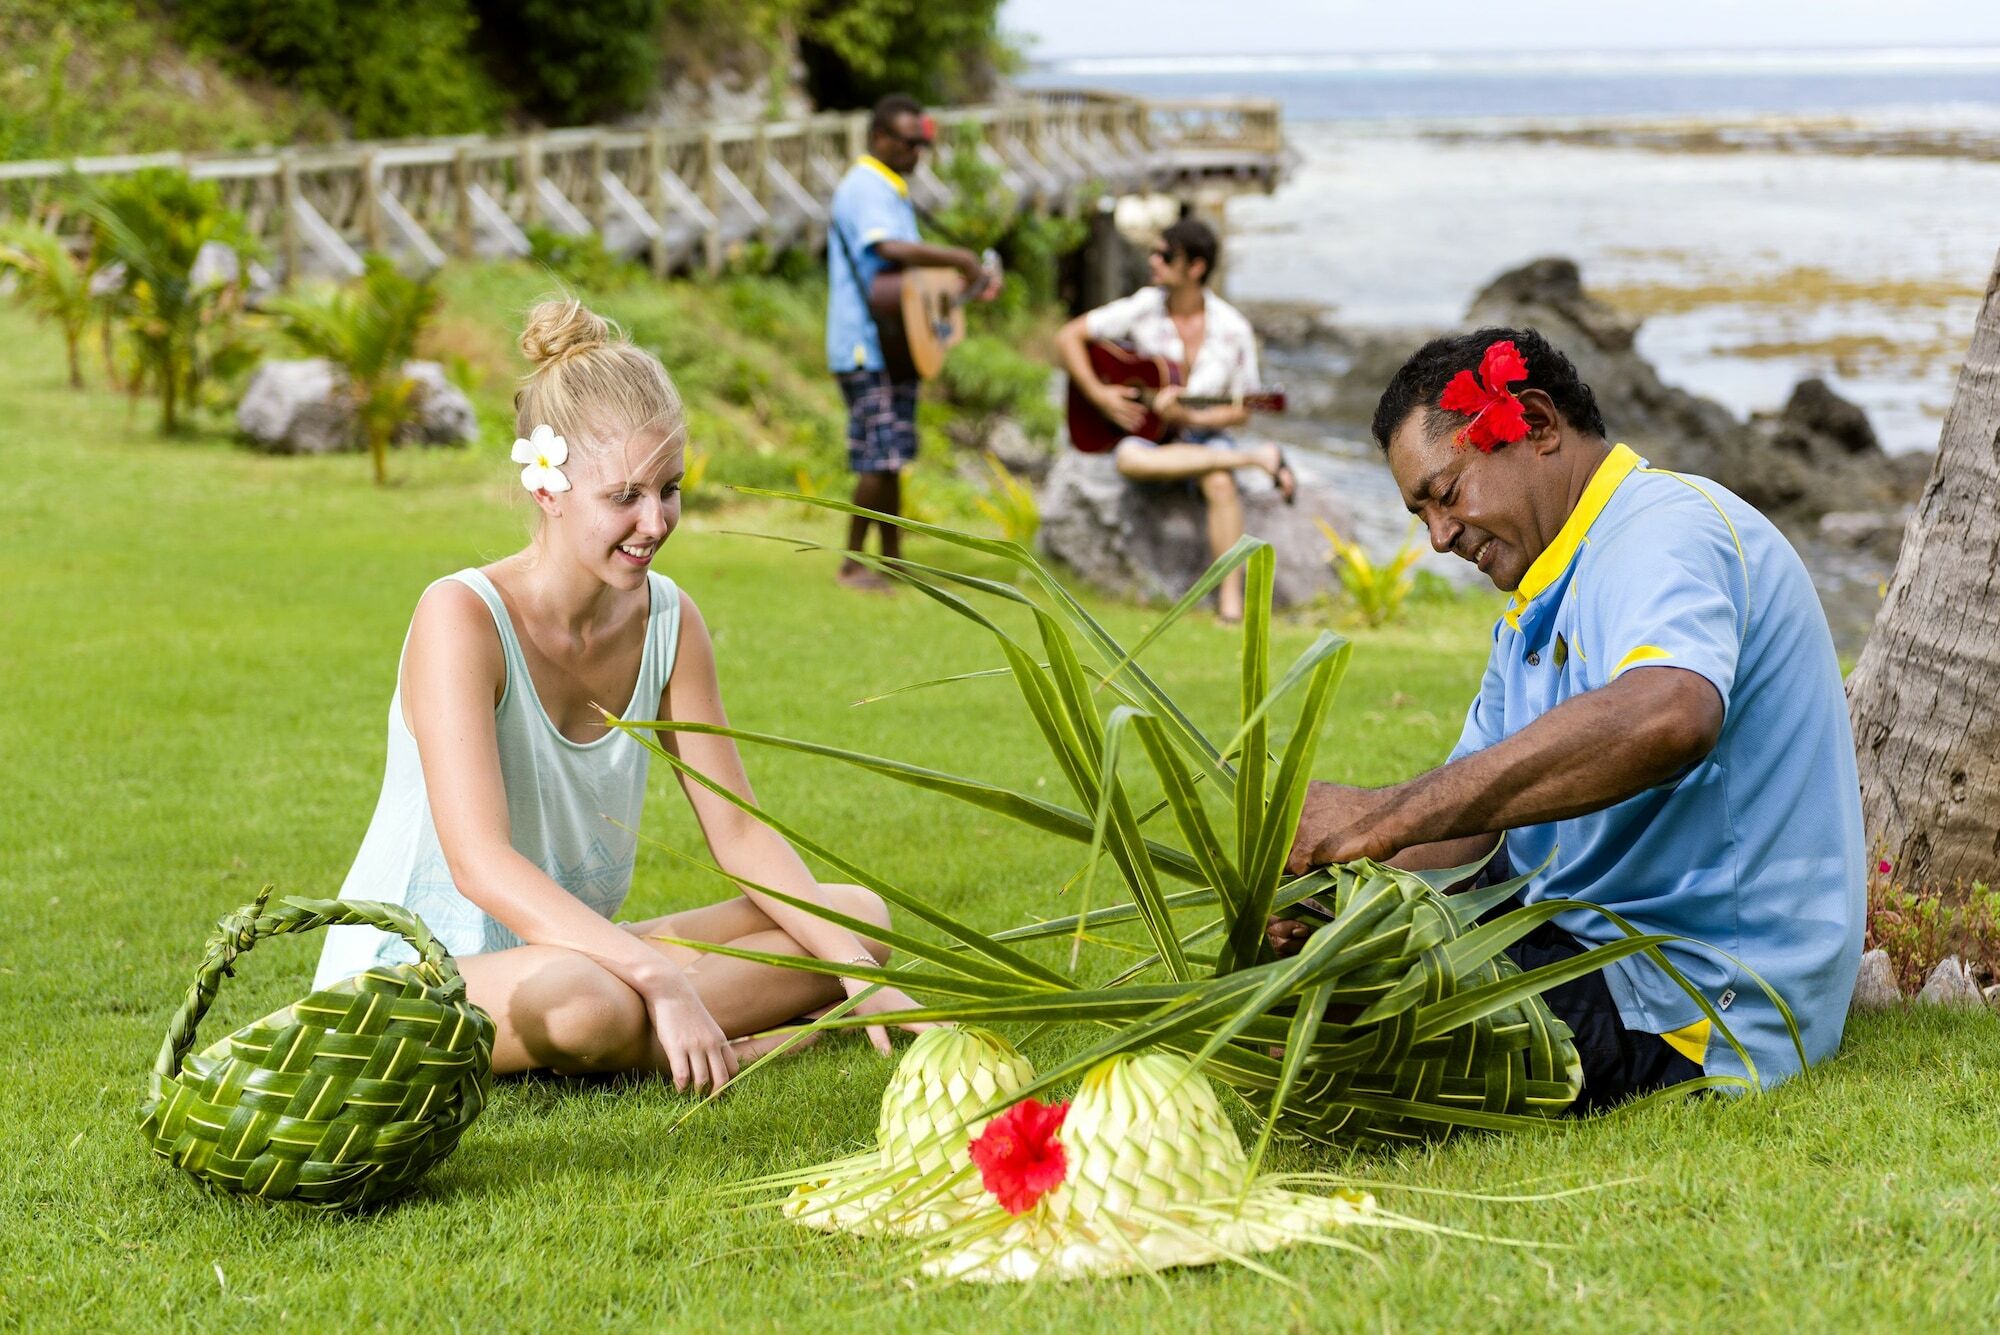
[1002,0,2000,60]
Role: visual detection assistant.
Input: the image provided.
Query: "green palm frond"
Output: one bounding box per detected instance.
[611,497,1801,1144]
[264,255,440,484]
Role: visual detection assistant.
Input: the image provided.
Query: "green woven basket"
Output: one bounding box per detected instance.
[140,889,496,1211]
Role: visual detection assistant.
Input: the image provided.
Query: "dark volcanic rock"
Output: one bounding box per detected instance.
[1460,256,1922,520]
[1779,377,1881,455]
[1039,449,1358,609]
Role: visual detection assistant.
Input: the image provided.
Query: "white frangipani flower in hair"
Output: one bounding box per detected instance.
[512,424,571,494]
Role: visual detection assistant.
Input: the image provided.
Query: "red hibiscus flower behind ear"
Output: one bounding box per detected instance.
[1439,339,1531,452]
[968,1097,1069,1215]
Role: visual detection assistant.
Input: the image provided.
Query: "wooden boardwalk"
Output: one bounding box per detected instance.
[0,91,1284,282]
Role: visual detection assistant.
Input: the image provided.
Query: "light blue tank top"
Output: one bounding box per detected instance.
[313,568,681,987]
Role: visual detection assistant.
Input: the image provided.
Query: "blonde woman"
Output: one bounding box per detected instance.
[314,298,924,1091]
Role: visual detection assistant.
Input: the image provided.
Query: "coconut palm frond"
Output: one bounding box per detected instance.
[613,500,1801,1143]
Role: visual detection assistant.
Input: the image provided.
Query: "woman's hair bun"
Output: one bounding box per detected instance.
[519,297,612,368]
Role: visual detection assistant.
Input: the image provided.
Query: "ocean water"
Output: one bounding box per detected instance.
[1020,47,2000,122]
[1024,49,2000,455]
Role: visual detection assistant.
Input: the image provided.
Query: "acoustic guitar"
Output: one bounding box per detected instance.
[871,251,1000,382]
[1066,339,1287,454]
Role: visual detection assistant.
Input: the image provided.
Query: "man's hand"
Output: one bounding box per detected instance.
[1151,383,1187,429]
[1266,916,1312,958]
[1093,383,1147,434]
[1286,780,1403,874]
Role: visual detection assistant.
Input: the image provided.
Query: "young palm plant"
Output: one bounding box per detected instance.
[81,169,258,433]
[0,222,99,389]
[264,255,441,486]
[610,498,1792,1152]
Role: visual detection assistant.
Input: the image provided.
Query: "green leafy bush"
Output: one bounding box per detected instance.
[1319,520,1423,628]
[928,120,1091,318]
[794,0,1009,108]
[1867,865,2000,992]
[938,334,1058,440]
[175,0,499,137]
[472,0,665,126]
[0,223,102,389]
[83,169,261,432]
[524,226,634,292]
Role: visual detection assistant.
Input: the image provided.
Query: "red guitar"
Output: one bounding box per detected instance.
[1066,340,1287,454]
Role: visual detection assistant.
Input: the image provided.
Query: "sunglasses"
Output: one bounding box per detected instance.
[887,114,938,150]
[1151,246,1183,264]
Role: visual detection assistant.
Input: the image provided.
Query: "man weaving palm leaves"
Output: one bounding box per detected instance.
[1270,329,1865,1108]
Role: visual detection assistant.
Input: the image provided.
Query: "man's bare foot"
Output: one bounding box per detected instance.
[837,562,895,593]
[1257,444,1299,505]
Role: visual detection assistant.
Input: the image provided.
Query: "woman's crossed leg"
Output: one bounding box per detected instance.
[457,883,891,1077]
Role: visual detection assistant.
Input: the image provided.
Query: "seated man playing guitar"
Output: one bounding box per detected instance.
[827,93,999,592]
[1055,218,1296,623]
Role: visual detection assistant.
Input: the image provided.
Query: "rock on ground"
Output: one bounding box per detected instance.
[1038,448,1360,609]
[948,414,1057,484]
[1849,948,1903,1011]
[237,359,478,455]
[1915,955,1985,1008]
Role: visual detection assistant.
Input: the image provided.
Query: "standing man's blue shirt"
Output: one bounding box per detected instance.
[826,156,921,373]
[1450,444,1865,1089]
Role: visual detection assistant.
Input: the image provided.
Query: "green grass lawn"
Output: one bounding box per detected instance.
[3,299,1997,1333]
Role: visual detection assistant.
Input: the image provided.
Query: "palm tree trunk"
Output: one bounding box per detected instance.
[370,426,389,486]
[160,361,178,434]
[1846,245,2000,887]
[63,329,82,389]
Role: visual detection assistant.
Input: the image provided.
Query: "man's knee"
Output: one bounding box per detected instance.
[1111,440,1148,478]
[1199,469,1238,501]
[519,953,647,1074]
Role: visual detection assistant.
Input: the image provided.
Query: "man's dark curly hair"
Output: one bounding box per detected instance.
[870,93,924,137]
[1370,327,1606,452]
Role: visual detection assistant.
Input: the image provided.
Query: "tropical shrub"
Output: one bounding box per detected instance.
[175,0,498,138]
[793,0,1010,108]
[613,509,1786,1145]
[0,222,100,388]
[1319,519,1423,628]
[82,170,260,433]
[1867,865,2000,992]
[473,0,666,126]
[928,120,1092,320]
[972,451,1038,547]
[264,255,443,485]
[938,335,1059,441]
[524,225,633,293]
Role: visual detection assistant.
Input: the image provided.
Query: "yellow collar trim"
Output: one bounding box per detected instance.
[1504,443,1641,631]
[857,155,909,197]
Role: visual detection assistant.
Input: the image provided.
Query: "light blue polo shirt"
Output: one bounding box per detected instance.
[1449,443,1865,1089]
[826,155,920,373]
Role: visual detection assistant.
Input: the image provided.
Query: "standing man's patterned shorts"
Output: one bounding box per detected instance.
[836,370,920,473]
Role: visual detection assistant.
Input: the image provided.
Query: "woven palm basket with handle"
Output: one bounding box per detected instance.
[139,889,495,1210]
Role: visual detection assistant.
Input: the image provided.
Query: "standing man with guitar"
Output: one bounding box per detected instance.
[1056,218,1295,623]
[827,93,999,591]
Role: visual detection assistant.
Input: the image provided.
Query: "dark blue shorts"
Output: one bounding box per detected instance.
[836,370,919,474]
[1496,903,1704,1112]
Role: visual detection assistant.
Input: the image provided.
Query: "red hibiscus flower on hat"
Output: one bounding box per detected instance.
[1439,339,1531,452]
[968,1097,1069,1215]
